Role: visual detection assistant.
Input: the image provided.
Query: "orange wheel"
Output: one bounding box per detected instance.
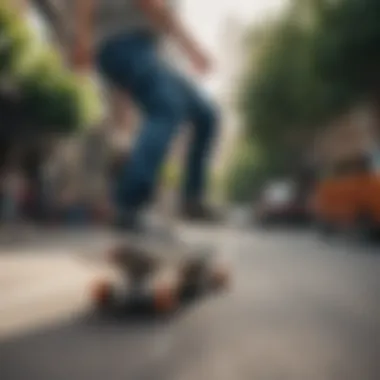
[153,284,178,313]
[91,279,112,306]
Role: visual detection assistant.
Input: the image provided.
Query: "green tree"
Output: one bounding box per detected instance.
[227,0,362,201]
[0,4,32,82]
[0,2,101,139]
[315,0,380,110]
[224,142,261,203]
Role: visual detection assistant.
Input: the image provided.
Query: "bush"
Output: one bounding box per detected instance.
[0,2,102,136]
[0,4,32,79]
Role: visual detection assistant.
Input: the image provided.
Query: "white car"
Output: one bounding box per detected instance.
[255,180,308,224]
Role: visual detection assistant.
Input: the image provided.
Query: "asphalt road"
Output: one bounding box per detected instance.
[1,226,380,380]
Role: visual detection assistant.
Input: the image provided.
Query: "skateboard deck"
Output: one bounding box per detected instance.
[91,235,229,314]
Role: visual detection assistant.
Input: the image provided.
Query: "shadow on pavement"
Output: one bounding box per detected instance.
[0,305,190,380]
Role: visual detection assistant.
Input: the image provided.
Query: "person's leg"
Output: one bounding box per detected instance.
[177,77,220,219]
[97,34,188,227]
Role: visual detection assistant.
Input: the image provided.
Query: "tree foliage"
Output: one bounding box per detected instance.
[315,0,380,100]
[0,2,101,138]
[0,4,32,80]
[227,0,380,201]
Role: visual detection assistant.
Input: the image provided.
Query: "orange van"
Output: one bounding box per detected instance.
[312,151,380,236]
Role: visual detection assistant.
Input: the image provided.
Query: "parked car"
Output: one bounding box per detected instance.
[254,180,310,225]
[311,150,380,237]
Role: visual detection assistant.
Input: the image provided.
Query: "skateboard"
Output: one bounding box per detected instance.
[90,236,230,315]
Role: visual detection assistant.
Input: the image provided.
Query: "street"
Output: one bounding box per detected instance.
[1,225,380,380]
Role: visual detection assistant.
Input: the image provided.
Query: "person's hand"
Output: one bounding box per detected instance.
[189,48,213,76]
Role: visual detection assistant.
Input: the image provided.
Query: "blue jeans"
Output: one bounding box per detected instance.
[96,32,218,211]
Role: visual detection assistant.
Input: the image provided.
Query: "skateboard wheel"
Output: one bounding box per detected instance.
[153,284,178,313]
[91,279,112,306]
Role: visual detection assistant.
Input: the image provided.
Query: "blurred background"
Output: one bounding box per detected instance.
[1,0,380,233]
[1,0,380,379]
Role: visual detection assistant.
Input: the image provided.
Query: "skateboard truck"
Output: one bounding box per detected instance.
[107,245,160,284]
[91,241,230,315]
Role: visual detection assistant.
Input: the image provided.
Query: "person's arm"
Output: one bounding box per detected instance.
[137,0,212,74]
[72,0,94,71]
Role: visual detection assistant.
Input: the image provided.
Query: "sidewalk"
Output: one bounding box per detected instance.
[0,235,114,341]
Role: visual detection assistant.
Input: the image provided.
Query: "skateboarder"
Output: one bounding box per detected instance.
[74,0,220,231]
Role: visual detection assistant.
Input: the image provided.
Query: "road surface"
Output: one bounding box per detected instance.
[1,226,380,380]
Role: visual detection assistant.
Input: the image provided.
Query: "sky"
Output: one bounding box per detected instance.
[181,0,288,51]
[180,0,288,93]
